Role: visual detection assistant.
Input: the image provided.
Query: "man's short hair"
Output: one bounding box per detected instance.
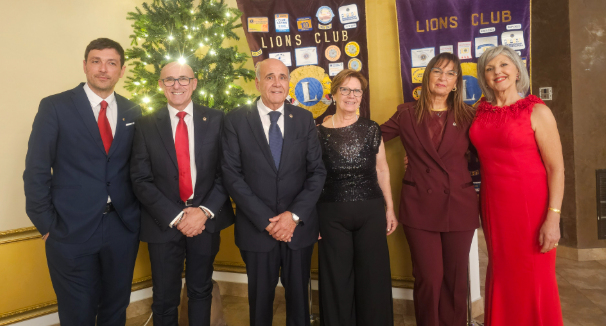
[84,38,126,67]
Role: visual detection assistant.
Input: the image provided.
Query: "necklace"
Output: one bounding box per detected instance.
[332,114,359,128]
[431,107,448,117]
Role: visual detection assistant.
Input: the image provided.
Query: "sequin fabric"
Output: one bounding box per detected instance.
[317,117,384,202]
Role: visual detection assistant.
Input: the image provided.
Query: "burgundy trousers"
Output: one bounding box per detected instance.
[403,226,475,326]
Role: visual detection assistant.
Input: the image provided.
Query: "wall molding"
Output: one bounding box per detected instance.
[557,245,606,261]
[0,227,40,245]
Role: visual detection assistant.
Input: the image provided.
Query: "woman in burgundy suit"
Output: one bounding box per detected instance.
[381,53,479,326]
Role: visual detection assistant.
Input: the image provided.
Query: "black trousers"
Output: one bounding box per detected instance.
[148,230,221,326]
[317,198,394,326]
[403,226,475,326]
[240,242,315,326]
[45,210,139,326]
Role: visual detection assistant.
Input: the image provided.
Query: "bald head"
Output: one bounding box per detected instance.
[158,61,197,111]
[160,62,194,79]
[254,58,290,110]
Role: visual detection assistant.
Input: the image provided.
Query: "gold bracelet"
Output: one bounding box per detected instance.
[548,207,561,214]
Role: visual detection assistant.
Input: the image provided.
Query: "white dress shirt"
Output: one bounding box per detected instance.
[168,101,214,228]
[256,99,300,222]
[257,99,285,141]
[84,83,117,203]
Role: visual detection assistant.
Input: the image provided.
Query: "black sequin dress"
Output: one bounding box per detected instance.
[316,116,394,326]
[317,117,384,203]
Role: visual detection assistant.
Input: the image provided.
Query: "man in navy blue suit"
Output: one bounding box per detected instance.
[222,58,326,326]
[23,38,141,326]
[130,62,234,326]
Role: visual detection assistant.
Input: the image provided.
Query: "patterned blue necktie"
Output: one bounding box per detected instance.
[268,111,283,169]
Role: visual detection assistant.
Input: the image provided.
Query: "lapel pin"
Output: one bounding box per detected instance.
[289,114,293,118]
[453,122,456,126]
[203,117,207,121]
[122,118,125,121]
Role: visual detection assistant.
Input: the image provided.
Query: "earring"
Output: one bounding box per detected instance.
[452,87,457,92]
[516,75,520,80]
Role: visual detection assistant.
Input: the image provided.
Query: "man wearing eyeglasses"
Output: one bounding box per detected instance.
[130,62,234,326]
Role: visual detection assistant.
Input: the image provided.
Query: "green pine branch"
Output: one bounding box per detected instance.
[125,0,256,114]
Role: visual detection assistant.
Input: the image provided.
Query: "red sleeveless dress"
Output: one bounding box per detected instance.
[469,95,563,325]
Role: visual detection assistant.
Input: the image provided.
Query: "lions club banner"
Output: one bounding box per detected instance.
[236,0,370,121]
[396,0,531,104]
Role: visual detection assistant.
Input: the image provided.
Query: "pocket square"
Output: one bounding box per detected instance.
[126,122,135,126]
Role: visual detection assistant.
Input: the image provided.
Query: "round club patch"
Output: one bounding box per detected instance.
[348,58,362,71]
[344,41,360,57]
[325,45,341,62]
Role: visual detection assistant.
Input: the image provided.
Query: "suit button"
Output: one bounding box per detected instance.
[444,189,450,194]
[107,158,111,162]
[427,189,433,194]
[426,168,431,173]
[106,182,111,186]
[174,176,178,180]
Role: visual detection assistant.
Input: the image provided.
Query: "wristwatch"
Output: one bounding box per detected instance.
[199,207,213,219]
[292,213,300,225]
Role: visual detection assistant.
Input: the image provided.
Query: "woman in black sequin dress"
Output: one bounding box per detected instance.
[317,69,397,326]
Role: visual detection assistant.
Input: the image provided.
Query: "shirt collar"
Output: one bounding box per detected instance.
[257,99,284,117]
[167,100,194,118]
[83,83,116,108]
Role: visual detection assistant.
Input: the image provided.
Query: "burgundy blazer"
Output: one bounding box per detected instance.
[381,102,479,232]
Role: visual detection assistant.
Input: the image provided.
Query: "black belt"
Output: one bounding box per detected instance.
[103,202,115,214]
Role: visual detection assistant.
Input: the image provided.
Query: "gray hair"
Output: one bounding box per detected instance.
[477,45,530,102]
[255,59,290,80]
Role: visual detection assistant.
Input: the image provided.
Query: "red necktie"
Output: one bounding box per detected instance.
[98,100,113,154]
[175,111,193,202]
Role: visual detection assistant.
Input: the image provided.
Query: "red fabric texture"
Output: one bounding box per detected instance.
[175,111,193,202]
[98,100,113,153]
[470,95,563,326]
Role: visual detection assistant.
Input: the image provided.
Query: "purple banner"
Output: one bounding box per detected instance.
[235,0,370,122]
[396,0,531,105]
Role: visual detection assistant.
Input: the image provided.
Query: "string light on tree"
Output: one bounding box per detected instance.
[124,0,255,114]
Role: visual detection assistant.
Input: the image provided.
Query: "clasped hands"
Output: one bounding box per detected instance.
[177,207,209,237]
[265,211,296,242]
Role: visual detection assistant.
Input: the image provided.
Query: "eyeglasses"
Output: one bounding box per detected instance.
[339,87,363,97]
[160,77,195,87]
[430,68,458,80]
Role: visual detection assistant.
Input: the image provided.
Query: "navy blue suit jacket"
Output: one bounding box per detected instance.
[222,101,326,252]
[131,104,235,244]
[24,83,142,243]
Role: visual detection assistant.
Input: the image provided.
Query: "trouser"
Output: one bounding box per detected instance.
[45,210,139,326]
[403,226,475,326]
[148,230,221,326]
[317,198,394,326]
[240,242,315,326]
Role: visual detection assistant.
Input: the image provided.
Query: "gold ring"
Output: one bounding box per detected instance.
[555,243,559,247]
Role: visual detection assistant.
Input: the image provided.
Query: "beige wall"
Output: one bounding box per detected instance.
[0,0,148,230]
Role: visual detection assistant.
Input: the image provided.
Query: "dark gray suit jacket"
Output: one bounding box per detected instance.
[131,103,234,243]
[222,101,326,252]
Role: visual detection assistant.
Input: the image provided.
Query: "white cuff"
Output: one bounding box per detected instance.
[169,211,185,228]
[199,206,215,219]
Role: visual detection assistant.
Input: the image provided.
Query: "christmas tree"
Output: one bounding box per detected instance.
[124,0,256,113]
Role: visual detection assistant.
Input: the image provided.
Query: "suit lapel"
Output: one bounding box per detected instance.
[155,107,179,170]
[71,84,107,156]
[408,108,445,169]
[437,110,461,157]
[193,104,210,172]
[247,103,278,174]
[278,105,295,172]
[107,95,127,158]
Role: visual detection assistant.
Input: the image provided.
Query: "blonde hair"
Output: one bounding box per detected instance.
[477,45,530,102]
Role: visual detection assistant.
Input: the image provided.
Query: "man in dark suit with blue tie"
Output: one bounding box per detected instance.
[222,58,326,326]
[130,62,234,326]
[23,38,141,326]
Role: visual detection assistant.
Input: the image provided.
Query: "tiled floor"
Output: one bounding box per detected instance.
[125,230,606,325]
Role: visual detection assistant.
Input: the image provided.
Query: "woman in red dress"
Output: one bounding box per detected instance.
[470,45,564,325]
